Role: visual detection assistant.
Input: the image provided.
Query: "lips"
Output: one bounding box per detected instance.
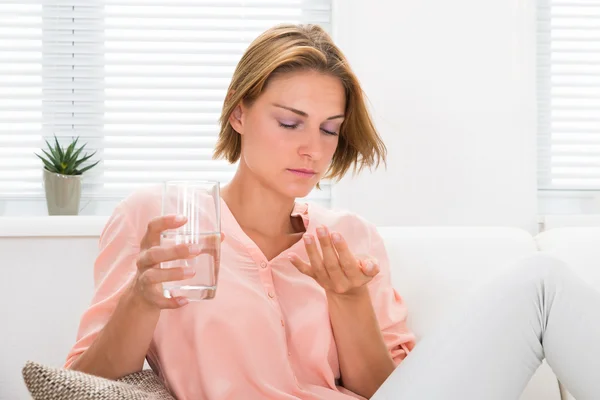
[287,168,317,178]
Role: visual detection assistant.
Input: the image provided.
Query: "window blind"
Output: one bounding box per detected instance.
[538,0,600,191]
[0,0,332,209]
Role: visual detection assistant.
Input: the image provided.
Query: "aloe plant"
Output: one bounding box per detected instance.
[35,135,99,175]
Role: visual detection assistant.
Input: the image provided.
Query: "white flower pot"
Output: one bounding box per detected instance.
[42,169,82,216]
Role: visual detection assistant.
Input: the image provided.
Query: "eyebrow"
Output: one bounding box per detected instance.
[273,103,344,120]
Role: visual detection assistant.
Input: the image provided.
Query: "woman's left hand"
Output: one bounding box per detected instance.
[288,226,379,296]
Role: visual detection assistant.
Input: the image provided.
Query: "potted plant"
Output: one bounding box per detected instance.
[35,135,99,216]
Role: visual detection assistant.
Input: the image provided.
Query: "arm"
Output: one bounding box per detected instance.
[66,203,198,379]
[69,288,161,379]
[327,287,395,398]
[289,224,415,398]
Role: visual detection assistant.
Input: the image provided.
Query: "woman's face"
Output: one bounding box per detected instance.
[229,70,345,199]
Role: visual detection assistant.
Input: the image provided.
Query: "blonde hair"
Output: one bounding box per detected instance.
[214,24,386,181]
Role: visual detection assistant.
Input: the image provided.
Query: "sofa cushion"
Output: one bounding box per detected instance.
[22,361,174,400]
[376,227,560,400]
[535,227,600,288]
[535,226,600,400]
[376,227,538,339]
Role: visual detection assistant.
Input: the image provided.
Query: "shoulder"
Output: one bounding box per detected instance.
[104,184,163,240]
[118,184,163,215]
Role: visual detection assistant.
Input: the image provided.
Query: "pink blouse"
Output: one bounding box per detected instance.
[65,185,415,400]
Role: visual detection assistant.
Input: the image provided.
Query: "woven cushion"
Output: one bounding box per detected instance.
[22,361,175,400]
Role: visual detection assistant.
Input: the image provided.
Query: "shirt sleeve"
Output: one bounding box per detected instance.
[366,224,416,365]
[64,201,141,368]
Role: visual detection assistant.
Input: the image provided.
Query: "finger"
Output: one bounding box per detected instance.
[157,296,190,309]
[140,266,196,286]
[137,243,202,271]
[303,234,329,282]
[358,258,381,278]
[316,226,347,282]
[140,214,187,250]
[148,293,190,310]
[288,252,313,277]
[331,232,362,279]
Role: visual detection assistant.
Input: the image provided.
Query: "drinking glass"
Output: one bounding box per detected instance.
[160,180,221,300]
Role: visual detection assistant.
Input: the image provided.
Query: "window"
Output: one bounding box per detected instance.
[0,1,332,216]
[537,1,600,213]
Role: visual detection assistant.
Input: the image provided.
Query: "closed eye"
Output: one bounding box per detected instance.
[279,122,337,136]
[279,122,298,129]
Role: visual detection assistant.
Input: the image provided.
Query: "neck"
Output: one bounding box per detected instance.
[221,169,298,236]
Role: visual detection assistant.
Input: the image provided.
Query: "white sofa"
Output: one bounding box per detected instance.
[1,217,597,399]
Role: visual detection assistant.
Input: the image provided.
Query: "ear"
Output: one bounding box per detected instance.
[228,104,244,135]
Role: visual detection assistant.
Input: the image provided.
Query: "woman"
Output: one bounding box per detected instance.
[66,24,600,400]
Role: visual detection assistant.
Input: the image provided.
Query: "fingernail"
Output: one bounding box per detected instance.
[331,232,341,243]
[183,268,196,278]
[189,244,202,254]
[177,297,189,306]
[364,260,374,272]
[175,215,187,223]
[317,227,326,237]
[303,235,313,244]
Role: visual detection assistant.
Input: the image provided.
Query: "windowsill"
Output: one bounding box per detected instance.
[0,216,109,237]
[538,214,600,231]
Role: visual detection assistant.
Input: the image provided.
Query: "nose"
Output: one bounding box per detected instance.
[298,127,323,160]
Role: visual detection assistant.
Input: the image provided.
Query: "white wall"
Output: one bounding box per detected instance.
[0,234,99,400]
[331,0,539,233]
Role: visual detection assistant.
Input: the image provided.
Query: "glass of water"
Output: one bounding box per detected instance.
[161,180,221,301]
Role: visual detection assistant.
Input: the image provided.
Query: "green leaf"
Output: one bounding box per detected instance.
[35,153,57,172]
[41,149,56,163]
[77,160,100,175]
[72,151,97,169]
[35,151,50,164]
[65,146,84,168]
[53,135,64,161]
[44,138,60,162]
[64,137,79,163]
[64,164,75,175]
[64,154,85,174]
[41,149,61,171]
[65,147,95,175]
[37,135,99,176]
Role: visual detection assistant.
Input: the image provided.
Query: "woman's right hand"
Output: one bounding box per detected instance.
[130,214,202,310]
[68,214,208,377]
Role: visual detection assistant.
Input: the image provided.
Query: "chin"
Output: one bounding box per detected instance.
[280,183,316,200]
